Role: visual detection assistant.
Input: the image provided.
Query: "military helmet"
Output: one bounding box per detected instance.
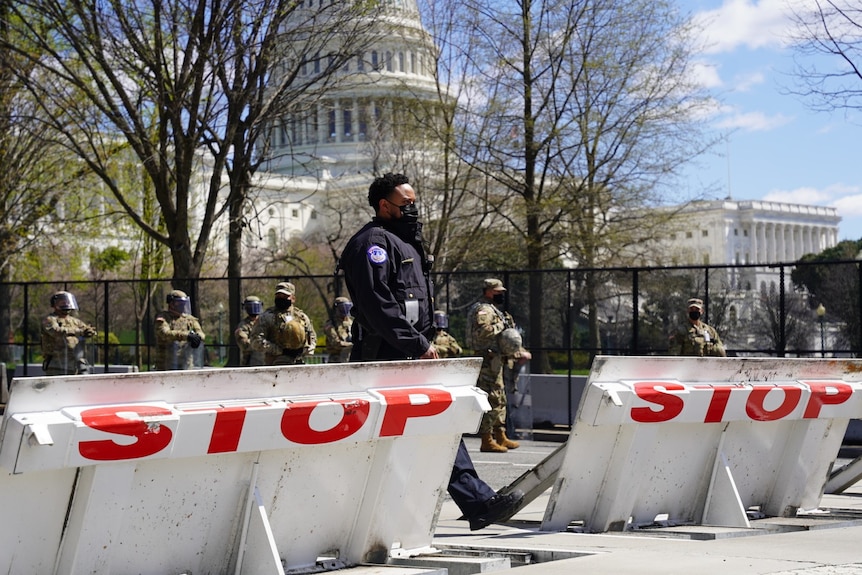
[433,310,449,329]
[334,296,353,317]
[497,327,523,355]
[50,291,79,312]
[243,295,263,316]
[279,319,307,350]
[166,290,191,315]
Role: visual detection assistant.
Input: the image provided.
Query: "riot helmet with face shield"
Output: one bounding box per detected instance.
[50,291,79,313]
[243,296,263,316]
[334,296,353,318]
[166,290,191,316]
[433,310,449,330]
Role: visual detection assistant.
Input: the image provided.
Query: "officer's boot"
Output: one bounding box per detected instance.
[480,432,508,453]
[494,427,520,450]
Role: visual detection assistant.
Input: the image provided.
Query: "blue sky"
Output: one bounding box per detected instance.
[680,0,862,242]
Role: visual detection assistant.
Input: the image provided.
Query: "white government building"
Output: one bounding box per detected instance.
[663,199,840,268]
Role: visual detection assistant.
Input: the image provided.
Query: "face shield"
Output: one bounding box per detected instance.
[433,311,449,329]
[335,300,353,317]
[52,291,79,312]
[244,299,263,315]
[168,295,191,316]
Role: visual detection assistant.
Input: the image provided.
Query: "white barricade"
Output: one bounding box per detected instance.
[0,358,485,574]
[542,356,862,533]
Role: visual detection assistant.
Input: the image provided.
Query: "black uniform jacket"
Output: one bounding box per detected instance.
[340,219,433,359]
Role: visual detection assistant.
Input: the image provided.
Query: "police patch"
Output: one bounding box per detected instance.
[367,245,388,264]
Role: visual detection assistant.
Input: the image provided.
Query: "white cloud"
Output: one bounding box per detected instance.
[733,71,765,92]
[715,109,793,131]
[692,0,805,54]
[762,186,832,204]
[763,183,862,213]
[692,61,723,89]
[832,193,862,217]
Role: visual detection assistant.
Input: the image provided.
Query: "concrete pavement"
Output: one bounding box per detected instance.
[427,437,862,574]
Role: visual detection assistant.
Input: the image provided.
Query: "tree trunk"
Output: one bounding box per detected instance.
[226,182,245,367]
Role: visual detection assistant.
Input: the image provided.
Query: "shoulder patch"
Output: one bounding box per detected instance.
[367,245,388,264]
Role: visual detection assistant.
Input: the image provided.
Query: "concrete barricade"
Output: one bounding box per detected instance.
[0,358,485,574]
[542,356,862,533]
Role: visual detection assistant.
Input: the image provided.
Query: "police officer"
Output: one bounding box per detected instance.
[154,290,205,370]
[250,282,317,365]
[235,295,266,366]
[323,296,353,363]
[340,172,523,531]
[41,291,97,376]
[468,278,531,453]
[668,297,727,357]
[432,310,462,359]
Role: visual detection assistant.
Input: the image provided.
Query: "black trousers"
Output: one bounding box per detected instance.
[448,438,497,517]
[350,330,497,518]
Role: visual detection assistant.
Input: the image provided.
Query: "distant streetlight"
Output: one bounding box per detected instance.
[217,302,225,362]
[816,303,826,358]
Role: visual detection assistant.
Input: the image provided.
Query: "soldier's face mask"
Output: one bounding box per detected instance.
[689,310,701,321]
[335,301,353,317]
[492,293,505,305]
[275,297,293,310]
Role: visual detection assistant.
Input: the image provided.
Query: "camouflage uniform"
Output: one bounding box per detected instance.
[433,329,462,358]
[669,322,726,357]
[324,315,353,363]
[250,306,317,365]
[469,301,526,434]
[235,315,266,366]
[41,313,96,376]
[154,311,205,370]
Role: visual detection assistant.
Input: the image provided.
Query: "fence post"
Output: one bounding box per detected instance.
[779,266,786,357]
[631,269,639,354]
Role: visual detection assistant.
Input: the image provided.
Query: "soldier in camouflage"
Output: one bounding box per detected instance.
[668,298,727,357]
[323,296,353,363]
[468,278,531,453]
[250,282,317,365]
[41,291,97,376]
[154,290,205,370]
[432,310,462,359]
[234,295,266,366]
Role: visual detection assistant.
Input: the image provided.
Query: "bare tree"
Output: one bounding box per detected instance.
[0,0,232,312]
[749,281,811,357]
[0,1,101,360]
[439,0,715,370]
[203,0,377,363]
[788,0,862,112]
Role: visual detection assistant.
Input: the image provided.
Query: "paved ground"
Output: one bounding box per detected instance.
[429,437,862,574]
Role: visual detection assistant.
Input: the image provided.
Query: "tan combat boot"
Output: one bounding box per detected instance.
[494,427,520,450]
[480,432,508,453]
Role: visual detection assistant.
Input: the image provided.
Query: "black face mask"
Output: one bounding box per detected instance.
[689,310,701,321]
[398,202,419,222]
[383,204,423,244]
[492,293,505,305]
[275,298,292,310]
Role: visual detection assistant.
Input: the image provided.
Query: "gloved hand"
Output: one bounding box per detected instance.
[187,331,202,348]
[83,326,97,338]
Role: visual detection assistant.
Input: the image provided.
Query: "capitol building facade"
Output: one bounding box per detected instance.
[221,0,843,280]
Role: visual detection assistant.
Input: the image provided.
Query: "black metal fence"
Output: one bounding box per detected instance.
[4,258,860,375]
